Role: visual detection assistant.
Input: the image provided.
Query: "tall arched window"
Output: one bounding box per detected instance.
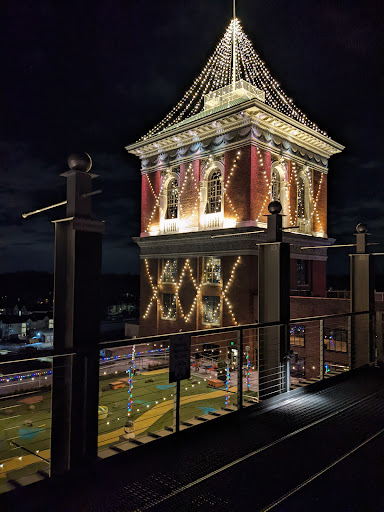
[271,167,281,202]
[206,169,222,214]
[166,178,179,219]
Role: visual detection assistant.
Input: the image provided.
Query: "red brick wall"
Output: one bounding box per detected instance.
[179,161,200,231]
[313,170,327,235]
[290,296,350,379]
[251,146,267,223]
[312,260,326,297]
[290,259,297,290]
[139,254,258,336]
[221,255,258,326]
[140,155,328,238]
[141,171,160,234]
[139,258,159,337]
[224,147,251,222]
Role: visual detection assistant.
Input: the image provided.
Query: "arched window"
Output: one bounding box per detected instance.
[166,178,179,219]
[206,169,222,214]
[271,167,281,202]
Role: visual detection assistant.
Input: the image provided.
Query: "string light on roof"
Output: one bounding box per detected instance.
[140,18,327,142]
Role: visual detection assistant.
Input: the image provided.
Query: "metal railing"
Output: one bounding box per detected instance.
[0,310,373,493]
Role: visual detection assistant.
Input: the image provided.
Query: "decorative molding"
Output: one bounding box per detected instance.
[134,231,332,262]
[139,122,330,175]
[126,98,344,161]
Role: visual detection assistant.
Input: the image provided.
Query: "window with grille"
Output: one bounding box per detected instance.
[324,328,348,353]
[271,167,281,201]
[290,325,305,347]
[162,259,177,283]
[162,293,176,320]
[202,296,220,325]
[206,170,222,213]
[203,257,221,284]
[166,178,179,219]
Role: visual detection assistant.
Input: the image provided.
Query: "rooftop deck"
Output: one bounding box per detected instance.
[2,366,383,511]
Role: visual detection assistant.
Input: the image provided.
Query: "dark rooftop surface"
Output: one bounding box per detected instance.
[2,367,384,512]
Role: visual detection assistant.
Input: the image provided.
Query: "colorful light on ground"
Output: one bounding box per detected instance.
[225,363,230,407]
[246,351,251,390]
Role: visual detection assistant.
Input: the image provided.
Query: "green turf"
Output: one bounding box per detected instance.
[0,389,52,485]
[0,364,234,488]
[97,370,231,446]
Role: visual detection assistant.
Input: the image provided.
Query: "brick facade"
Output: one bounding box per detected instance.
[138,143,330,385]
[291,297,350,379]
[140,145,328,238]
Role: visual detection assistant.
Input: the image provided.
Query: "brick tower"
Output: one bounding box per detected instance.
[126,18,344,337]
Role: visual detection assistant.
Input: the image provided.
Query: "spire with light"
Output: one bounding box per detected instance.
[140,8,326,141]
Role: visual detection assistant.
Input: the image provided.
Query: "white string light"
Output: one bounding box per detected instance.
[143,256,242,326]
[140,19,326,141]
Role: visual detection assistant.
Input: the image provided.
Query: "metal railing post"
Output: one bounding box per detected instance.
[319,319,324,380]
[284,324,290,392]
[348,316,352,369]
[237,329,243,410]
[173,380,180,433]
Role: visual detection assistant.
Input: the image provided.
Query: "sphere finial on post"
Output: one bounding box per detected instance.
[67,152,92,173]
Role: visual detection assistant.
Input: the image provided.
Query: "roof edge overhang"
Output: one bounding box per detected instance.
[125,98,344,160]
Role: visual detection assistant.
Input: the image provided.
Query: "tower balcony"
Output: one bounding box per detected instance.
[200,211,224,230]
[161,218,179,234]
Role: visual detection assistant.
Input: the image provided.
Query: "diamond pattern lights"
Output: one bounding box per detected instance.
[143,257,242,326]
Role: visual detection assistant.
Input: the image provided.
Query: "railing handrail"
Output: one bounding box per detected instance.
[0,349,76,366]
[0,310,372,365]
[99,310,372,349]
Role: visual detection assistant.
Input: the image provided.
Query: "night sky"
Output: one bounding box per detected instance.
[0,0,382,276]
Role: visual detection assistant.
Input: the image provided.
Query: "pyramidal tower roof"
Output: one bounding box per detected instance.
[138,18,327,143]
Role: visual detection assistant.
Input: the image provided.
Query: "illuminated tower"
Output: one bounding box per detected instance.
[126,18,344,337]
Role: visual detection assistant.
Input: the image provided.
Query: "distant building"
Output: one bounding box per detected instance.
[12,302,30,316]
[0,315,29,340]
[107,303,135,317]
[0,313,53,342]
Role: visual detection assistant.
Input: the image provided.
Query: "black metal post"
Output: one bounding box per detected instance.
[51,153,104,476]
[350,223,375,369]
[237,329,243,410]
[258,201,290,398]
[319,319,324,380]
[173,381,181,433]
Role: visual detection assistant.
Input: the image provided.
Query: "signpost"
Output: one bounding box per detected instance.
[169,334,191,432]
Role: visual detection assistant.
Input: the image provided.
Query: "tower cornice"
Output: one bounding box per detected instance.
[126,98,344,166]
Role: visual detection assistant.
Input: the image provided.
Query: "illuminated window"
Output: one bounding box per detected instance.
[202,296,220,325]
[203,257,221,284]
[290,325,305,347]
[162,259,177,283]
[166,178,179,219]
[324,328,347,353]
[205,170,222,213]
[162,293,176,320]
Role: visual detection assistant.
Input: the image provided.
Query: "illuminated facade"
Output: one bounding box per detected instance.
[126,19,344,337]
